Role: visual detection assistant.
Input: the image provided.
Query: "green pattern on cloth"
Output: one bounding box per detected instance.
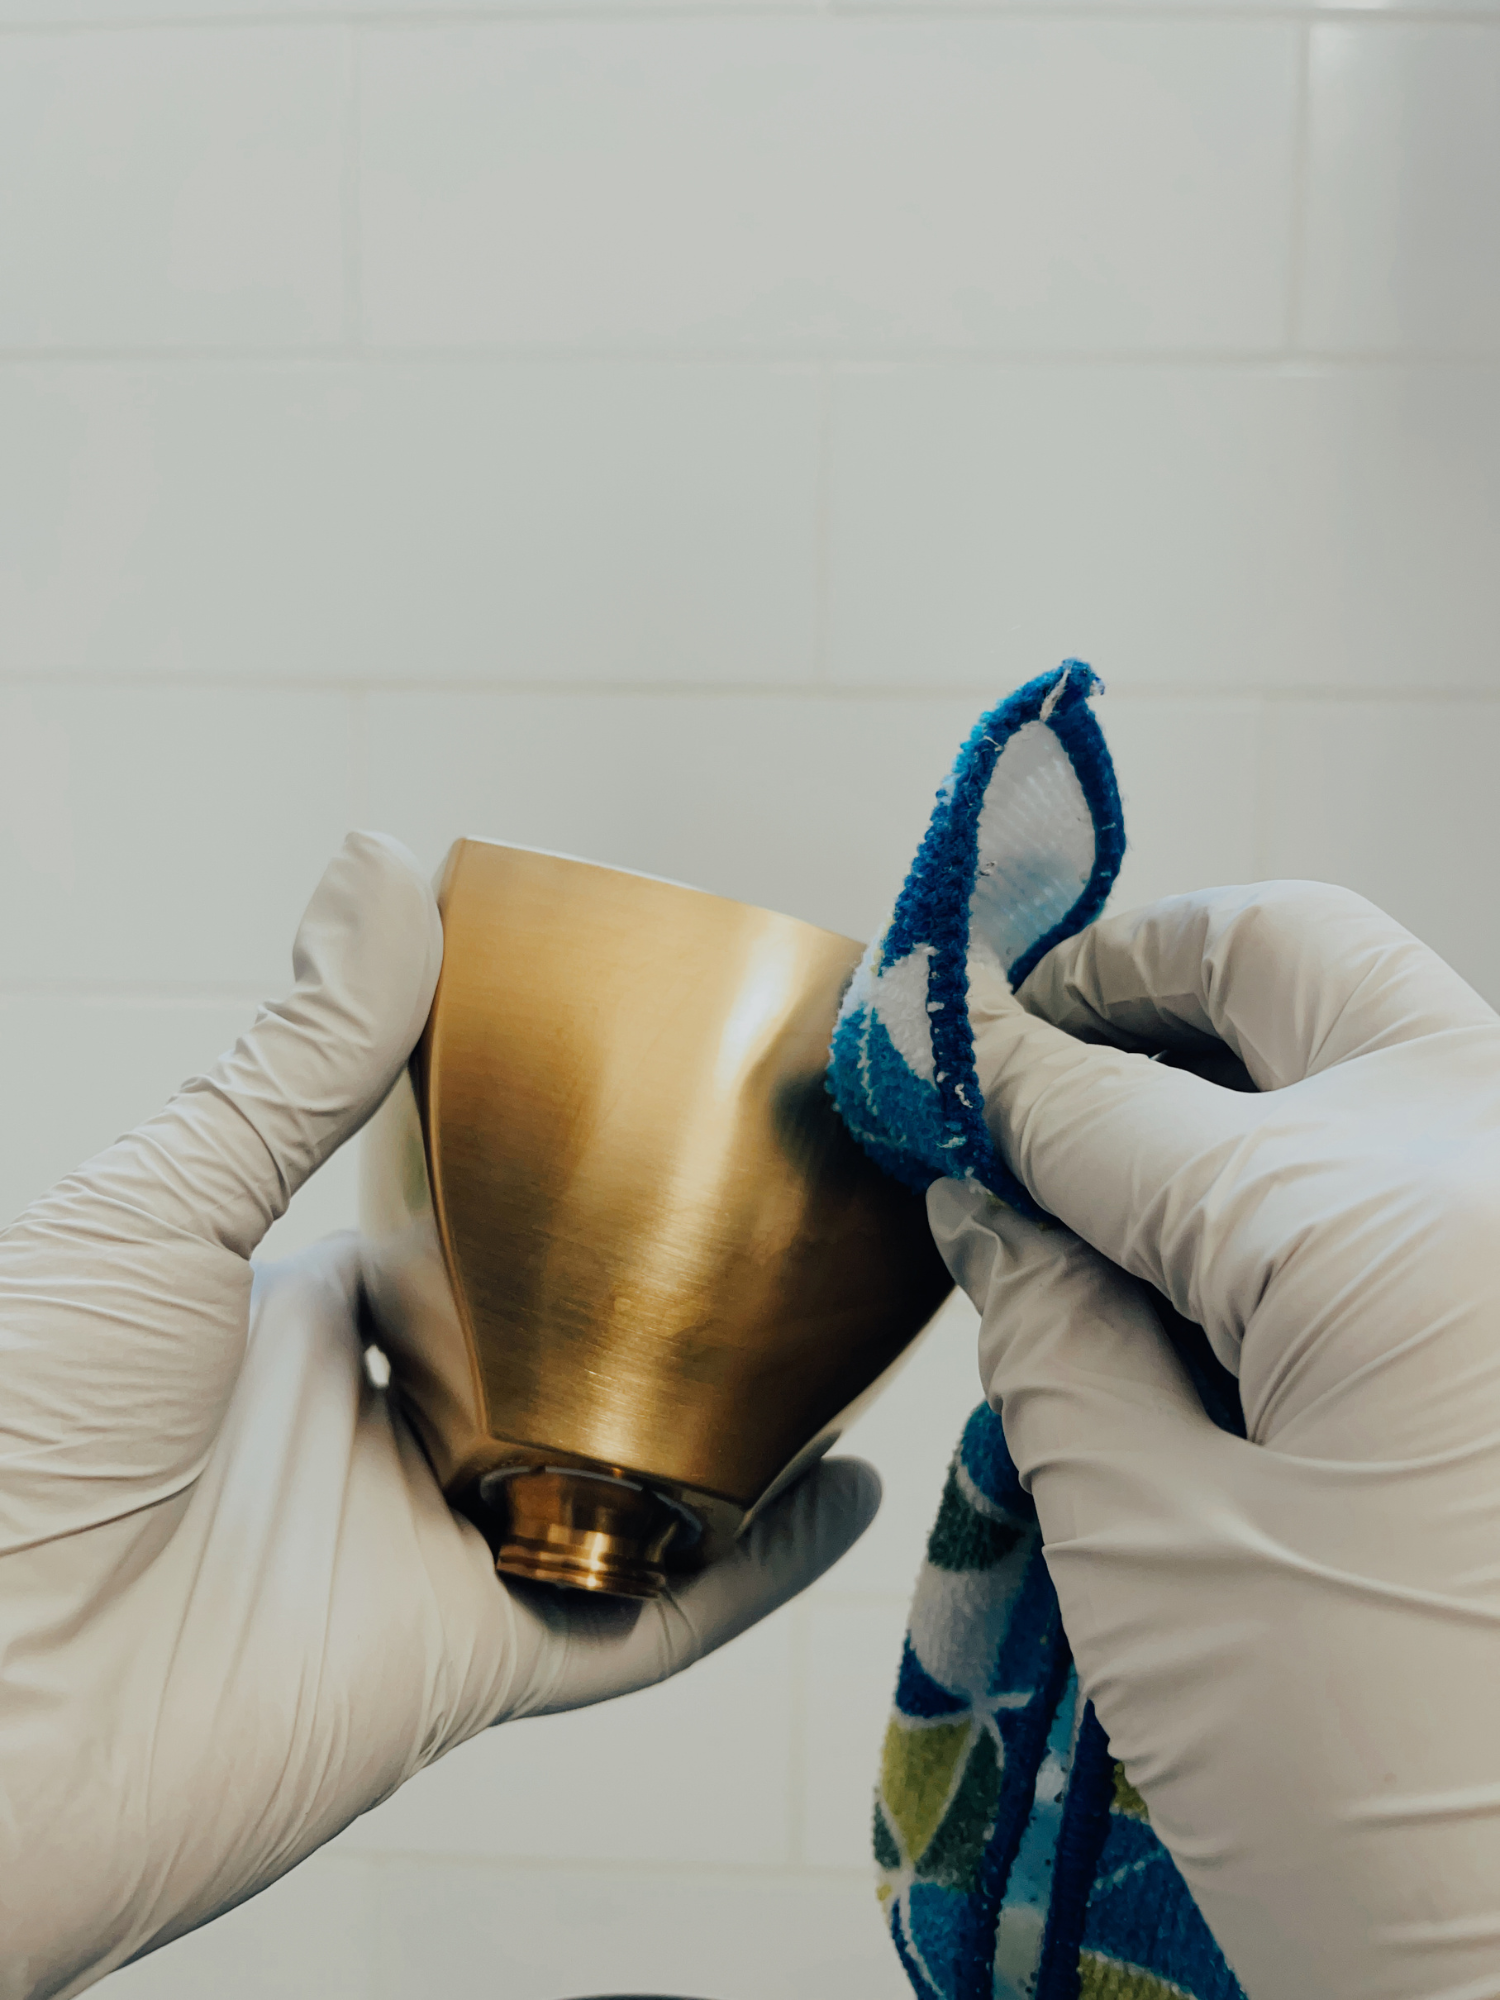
[928,1468,1027,1572]
[875,1800,903,1872]
[1111,1765,1150,1821]
[836,674,1246,2000]
[1078,1954,1197,1999]
[873,1405,1245,2000]
[915,1730,1002,1893]
[882,1717,974,1863]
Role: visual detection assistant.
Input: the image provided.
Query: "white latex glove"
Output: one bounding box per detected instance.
[928,882,1500,2000]
[0,833,879,2000]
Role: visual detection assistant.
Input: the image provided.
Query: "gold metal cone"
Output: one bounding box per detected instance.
[361,841,952,1595]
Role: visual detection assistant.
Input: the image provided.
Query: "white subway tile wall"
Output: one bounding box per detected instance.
[356,20,1302,352]
[1301,24,1500,353]
[0,2,1493,1994]
[824,364,1500,689]
[0,29,350,349]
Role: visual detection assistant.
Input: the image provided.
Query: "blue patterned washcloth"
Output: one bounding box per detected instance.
[827,665,1246,2000]
[828,663,1123,1220]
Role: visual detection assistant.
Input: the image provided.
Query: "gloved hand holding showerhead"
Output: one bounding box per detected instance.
[0,834,881,1999]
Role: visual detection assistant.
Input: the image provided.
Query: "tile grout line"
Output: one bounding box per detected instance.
[341,22,364,354]
[787,1596,812,1869]
[349,684,371,826]
[829,1,1500,18]
[2,345,1499,368]
[1253,688,1272,880]
[331,1844,884,1882]
[0,983,275,1003]
[4,673,1497,701]
[1283,14,1315,353]
[810,361,835,684]
[2,6,1499,31]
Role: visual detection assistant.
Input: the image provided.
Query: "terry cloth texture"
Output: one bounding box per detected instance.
[876,1404,1246,2000]
[830,666,1247,2000]
[827,663,1125,1220]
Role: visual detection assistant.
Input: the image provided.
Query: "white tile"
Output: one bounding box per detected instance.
[99,1851,374,2000]
[825,363,1500,692]
[852,0,1500,10]
[0,29,346,350]
[365,1860,907,2000]
[1335,0,1500,12]
[1301,25,1500,355]
[365,687,1261,958]
[0,0,811,15]
[365,689,994,942]
[0,361,818,684]
[802,1599,912,1870]
[1,0,1477,16]
[0,686,354,988]
[337,1610,794,1867]
[824,1290,984,1601]
[0,996,243,1228]
[1261,699,1500,1010]
[1104,698,1262,915]
[0,996,366,1252]
[360,18,1299,352]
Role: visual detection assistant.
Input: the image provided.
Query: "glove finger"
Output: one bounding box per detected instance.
[928,1179,1257,1764]
[966,886,1500,1330]
[965,955,1271,1328]
[929,1179,1221,1471]
[53,833,442,1261]
[521,1456,881,1716]
[1017,882,1496,1089]
[934,1177,1500,2000]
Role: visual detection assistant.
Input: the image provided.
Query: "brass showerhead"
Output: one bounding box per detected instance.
[360,839,951,1597]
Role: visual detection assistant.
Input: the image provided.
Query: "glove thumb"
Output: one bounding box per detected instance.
[69,833,442,1259]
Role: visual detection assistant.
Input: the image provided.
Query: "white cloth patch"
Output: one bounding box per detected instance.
[969,722,1095,977]
[870,943,938,1085]
[908,1542,1035,1705]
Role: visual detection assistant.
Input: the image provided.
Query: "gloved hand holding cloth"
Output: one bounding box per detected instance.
[835,664,1500,1999]
[947,878,1500,1999]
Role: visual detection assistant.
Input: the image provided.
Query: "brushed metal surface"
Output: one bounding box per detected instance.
[361,840,952,1593]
